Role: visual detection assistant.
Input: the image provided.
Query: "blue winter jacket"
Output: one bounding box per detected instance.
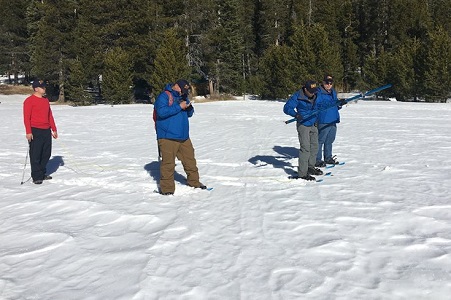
[317,86,340,124]
[154,83,194,140]
[283,88,322,126]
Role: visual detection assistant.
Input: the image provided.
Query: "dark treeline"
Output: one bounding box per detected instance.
[1,0,450,103]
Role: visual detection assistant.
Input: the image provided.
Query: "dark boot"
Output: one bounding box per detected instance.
[325,156,339,165]
[300,174,316,181]
[308,167,323,175]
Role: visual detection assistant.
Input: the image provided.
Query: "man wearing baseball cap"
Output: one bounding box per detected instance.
[283,80,325,181]
[23,79,58,184]
[153,79,207,195]
[316,74,341,167]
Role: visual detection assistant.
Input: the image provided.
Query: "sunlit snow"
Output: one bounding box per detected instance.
[1,94,451,299]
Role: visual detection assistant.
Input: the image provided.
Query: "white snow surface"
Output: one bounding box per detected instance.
[1,94,451,300]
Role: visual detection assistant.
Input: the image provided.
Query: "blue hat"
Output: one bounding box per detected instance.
[304,80,318,94]
[32,79,47,89]
[176,79,190,94]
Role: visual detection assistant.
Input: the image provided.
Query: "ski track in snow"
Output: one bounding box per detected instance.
[1,95,451,299]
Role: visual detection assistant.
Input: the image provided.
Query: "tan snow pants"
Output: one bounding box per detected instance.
[158,138,201,193]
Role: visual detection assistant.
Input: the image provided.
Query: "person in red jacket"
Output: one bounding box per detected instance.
[23,79,58,184]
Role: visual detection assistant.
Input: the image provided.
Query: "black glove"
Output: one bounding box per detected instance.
[186,103,194,111]
[339,99,347,106]
[295,113,302,120]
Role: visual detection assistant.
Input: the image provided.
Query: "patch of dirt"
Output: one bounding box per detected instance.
[0,85,32,95]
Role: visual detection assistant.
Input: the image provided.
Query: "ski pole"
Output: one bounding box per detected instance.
[20,147,29,185]
[284,84,393,124]
[157,142,161,163]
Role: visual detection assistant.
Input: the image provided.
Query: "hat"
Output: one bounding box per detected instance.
[175,79,190,95]
[323,74,334,83]
[32,79,47,89]
[304,80,318,94]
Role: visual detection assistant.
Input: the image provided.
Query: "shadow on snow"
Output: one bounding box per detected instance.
[248,145,298,177]
[47,155,64,175]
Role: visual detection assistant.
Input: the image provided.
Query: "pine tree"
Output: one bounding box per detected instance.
[27,0,78,102]
[0,0,30,83]
[254,0,293,53]
[149,28,191,94]
[103,47,133,105]
[428,0,451,33]
[75,0,155,100]
[385,39,420,101]
[385,0,432,49]
[12,0,451,102]
[202,0,246,94]
[287,22,316,82]
[362,53,389,92]
[309,24,344,86]
[422,26,451,102]
[259,45,297,99]
[335,0,359,91]
[65,58,92,105]
[288,23,343,85]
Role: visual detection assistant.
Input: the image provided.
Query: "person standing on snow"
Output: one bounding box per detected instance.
[23,79,58,184]
[153,79,207,195]
[283,80,324,181]
[315,74,342,167]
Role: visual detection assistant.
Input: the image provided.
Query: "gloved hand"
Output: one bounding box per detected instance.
[338,99,346,108]
[295,113,302,120]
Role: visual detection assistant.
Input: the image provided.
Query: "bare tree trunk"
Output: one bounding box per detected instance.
[209,79,215,95]
[12,53,18,85]
[58,52,65,102]
[215,59,220,95]
[308,0,312,25]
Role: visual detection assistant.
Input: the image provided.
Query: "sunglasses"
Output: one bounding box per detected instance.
[324,81,333,85]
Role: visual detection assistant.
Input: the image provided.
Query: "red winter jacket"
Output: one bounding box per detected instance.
[23,94,57,134]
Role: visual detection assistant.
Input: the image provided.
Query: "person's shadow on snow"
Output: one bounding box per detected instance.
[248,146,298,176]
[47,155,64,175]
[144,161,186,185]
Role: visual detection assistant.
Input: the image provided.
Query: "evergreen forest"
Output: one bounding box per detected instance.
[1,0,450,104]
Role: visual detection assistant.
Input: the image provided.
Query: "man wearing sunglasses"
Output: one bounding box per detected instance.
[315,75,341,167]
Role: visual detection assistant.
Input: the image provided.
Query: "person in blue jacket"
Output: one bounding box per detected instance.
[315,74,342,167]
[283,80,324,181]
[154,79,206,195]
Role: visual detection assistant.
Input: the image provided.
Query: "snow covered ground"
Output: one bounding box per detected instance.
[1,94,451,299]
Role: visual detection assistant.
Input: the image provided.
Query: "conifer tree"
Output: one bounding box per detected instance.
[309,24,343,86]
[288,23,342,85]
[385,0,432,49]
[76,0,155,98]
[0,0,30,83]
[259,45,297,99]
[103,47,133,105]
[336,0,359,91]
[27,0,78,102]
[362,54,389,91]
[203,0,246,94]
[254,0,293,53]
[428,0,451,33]
[149,28,191,93]
[65,58,92,105]
[287,23,316,81]
[385,39,419,101]
[71,0,102,89]
[8,0,451,102]
[422,26,451,102]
